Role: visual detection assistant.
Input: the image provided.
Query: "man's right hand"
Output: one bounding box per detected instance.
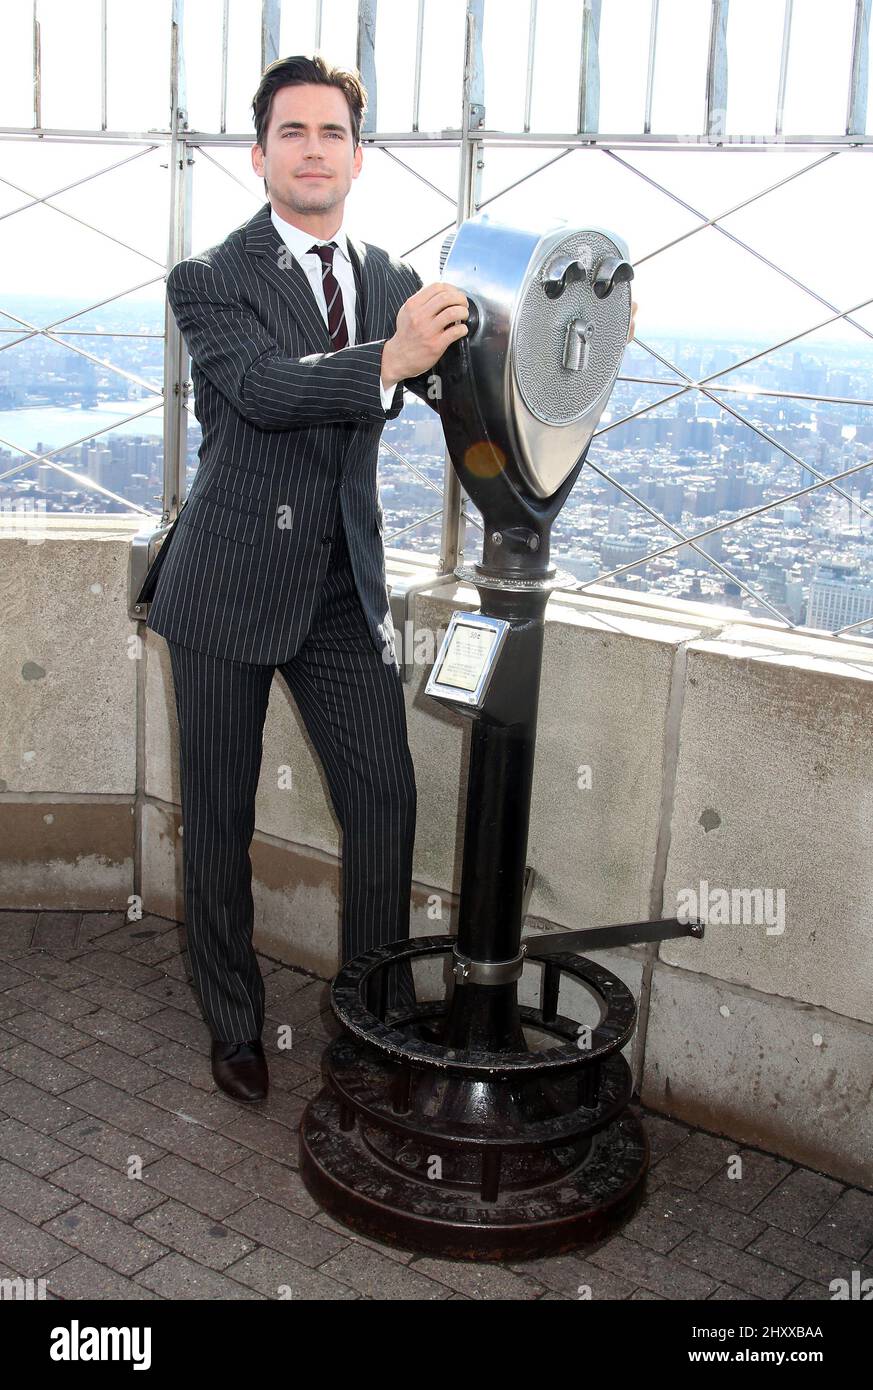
[381,282,469,389]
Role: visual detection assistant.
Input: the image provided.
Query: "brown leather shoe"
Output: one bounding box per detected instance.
[211,1039,268,1103]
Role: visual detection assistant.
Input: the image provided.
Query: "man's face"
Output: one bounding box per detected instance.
[251,82,362,214]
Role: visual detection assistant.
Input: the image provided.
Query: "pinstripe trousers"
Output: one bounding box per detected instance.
[166,504,418,1042]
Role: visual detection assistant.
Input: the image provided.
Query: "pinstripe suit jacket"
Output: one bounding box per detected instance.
[146,199,436,665]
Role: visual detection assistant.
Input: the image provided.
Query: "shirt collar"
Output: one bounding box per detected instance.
[270,206,350,263]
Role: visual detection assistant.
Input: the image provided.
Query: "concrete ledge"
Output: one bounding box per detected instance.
[642,961,873,1189]
[661,629,873,1025]
[0,534,138,796]
[0,796,134,908]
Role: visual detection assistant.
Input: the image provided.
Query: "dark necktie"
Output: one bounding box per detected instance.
[309,241,349,350]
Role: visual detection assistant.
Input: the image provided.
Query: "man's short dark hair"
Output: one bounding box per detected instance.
[252,54,368,151]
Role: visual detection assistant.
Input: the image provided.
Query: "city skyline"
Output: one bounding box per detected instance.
[3,291,872,636]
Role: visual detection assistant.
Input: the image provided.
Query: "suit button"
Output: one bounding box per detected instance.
[321,535,332,544]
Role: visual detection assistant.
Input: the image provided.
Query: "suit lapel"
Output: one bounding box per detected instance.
[244,202,330,351]
[243,202,383,348]
[346,234,390,345]
[346,235,369,343]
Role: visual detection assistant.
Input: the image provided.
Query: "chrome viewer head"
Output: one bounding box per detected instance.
[437,212,633,580]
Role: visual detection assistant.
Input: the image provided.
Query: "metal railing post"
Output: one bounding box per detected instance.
[440,0,485,577]
[162,0,192,524]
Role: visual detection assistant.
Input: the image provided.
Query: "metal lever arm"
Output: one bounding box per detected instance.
[524,915,704,957]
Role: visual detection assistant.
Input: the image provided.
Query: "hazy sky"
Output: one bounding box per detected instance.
[0,0,870,344]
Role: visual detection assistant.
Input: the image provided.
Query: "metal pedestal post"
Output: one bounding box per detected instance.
[299,581,649,1260]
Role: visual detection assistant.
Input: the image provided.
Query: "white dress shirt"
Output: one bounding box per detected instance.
[270,206,395,411]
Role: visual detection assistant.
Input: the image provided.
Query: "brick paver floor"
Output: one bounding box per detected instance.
[0,909,870,1301]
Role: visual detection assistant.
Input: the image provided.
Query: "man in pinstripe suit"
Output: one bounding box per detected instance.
[147,54,469,1101]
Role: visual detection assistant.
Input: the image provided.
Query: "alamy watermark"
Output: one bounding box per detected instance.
[677,878,786,936]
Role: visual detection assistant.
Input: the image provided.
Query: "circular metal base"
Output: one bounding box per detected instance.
[299,1086,649,1262]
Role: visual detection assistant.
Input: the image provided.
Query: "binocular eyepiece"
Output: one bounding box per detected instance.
[435,212,634,572]
[541,249,634,302]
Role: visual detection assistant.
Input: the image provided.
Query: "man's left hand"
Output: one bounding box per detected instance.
[628,300,638,344]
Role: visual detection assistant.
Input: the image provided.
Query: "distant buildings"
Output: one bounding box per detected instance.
[806,562,873,631]
[3,310,873,635]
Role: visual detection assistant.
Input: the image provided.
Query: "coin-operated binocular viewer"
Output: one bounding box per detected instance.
[300,214,702,1259]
